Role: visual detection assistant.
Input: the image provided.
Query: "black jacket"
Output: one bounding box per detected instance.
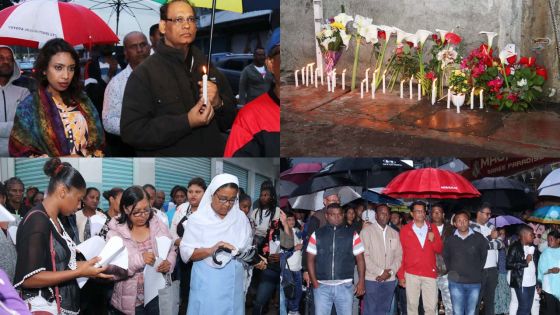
[506,241,537,288]
[313,224,356,281]
[120,41,236,156]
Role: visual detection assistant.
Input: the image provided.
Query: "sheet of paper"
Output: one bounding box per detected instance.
[143,258,166,306]
[111,247,128,269]
[76,236,106,260]
[97,236,124,267]
[156,236,172,259]
[7,226,17,245]
[90,215,106,236]
[0,204,15,222]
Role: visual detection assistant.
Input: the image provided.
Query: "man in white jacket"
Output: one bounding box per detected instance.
[0,46,30,156]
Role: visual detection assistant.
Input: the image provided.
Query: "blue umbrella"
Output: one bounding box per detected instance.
[491,215,525,228]
[361,189,403,206]
[529,205,560,224]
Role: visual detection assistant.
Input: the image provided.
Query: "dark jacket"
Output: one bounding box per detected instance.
[313,224,356,281]
[120,41,236,156]
[443,231,488,283]
[302,208,328,272]
[238,63,274,105]
[435,222,455,275]
[506,241,537,288]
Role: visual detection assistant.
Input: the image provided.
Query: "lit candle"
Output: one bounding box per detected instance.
[202,66,208,105]
[480,90,484,109]
[341,69,347,90]
[371,81,376,99]
[365,68,371,92]
[431,78,437,105]
[409,75,414,99]
[294,69,299,87]
[400,80,404,98]
[382,70,387,94]
[447,86,451,109]
[417,80,421,101]
[470,87,475,110]
[301,67,305,86]
[361,79,366,99]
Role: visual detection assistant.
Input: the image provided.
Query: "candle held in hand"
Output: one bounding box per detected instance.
[202,66,208,105]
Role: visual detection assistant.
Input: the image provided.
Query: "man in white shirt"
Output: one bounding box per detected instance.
[102,31,150,156]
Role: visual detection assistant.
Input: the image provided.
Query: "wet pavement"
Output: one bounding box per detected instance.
[281,79,560,157]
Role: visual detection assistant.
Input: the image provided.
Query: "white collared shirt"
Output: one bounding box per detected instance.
[454,228,474,240]
[374,220,388,249]
[412,222,428,248]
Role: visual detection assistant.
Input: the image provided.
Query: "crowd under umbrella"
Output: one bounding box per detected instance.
[314,157,414,190]
[361,189,404,206]
[289,186,361,211]
[538,168,560,197]
[528,205,560,224]
[0,0,119,48]
[288,175,359,211]
[279,162,323,185]
[471,176,535,214]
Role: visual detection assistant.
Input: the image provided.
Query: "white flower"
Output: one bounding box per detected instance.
[549,88,556,97]
[321,38,334,51]
[377,25,396,40]
[334,13,354,29]
[479,31,498,48]
[415,29,433,47]
[394,27,413,44]
[499,44,517,64]
[340,29,352,49]
[517,78,528,87]
[435,29,449,41]
[404,34,419,48]
[436,47,458,68]
[323,29,333,38]
[363,24,378,44]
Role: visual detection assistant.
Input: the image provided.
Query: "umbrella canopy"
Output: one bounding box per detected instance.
[491,215,525,228]
[0,0,119,48]
[190,0,279,13]
[528,205,560,224]
[280,162,323,184]
[383,168,481,199]
[538,169,560,197]
[289,186,361,211]
[277,180,298,209]
[471,177,534,213]
[315,158,414,188]
[71,0,161,39]
[361,189,403,206]
[289,176,358,198]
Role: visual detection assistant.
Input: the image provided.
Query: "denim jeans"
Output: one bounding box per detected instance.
[286,271,303,312]
[314,282,354,315]
[253,268,281,315]
[364,279,397,315]
[448,281,480,315]
[513,286,535,315]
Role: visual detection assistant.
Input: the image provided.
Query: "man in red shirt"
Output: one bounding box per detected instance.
[397,201,443,315]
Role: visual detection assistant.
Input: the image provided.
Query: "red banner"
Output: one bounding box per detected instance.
[461,157,560,180]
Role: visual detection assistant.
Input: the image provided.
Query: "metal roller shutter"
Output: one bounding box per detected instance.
[222,162,248,193]
[155,158,211,198]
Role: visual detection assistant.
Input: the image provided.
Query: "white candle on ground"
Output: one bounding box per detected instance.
[371,82,376,99]
[447,86,451,109]
[333,69,337,91]
[400,80,404,98]
[342,69,347,90]
[295,70,299,87]
[409,76,413,99]
[431,78,437,105]
[308,63,315,85]
[417,80,421,100]
[372,70,377,94]
[361,79,366,98]
[480,90,484,109]
[470,87,475,110]
[202,66,208,105]
[301,67,305,86]
[382,70,387,94]
[365,68,371,92]
[320,65,324,85]
[314,68,319,88]
[457,103,461,114]
[327,72,332,92]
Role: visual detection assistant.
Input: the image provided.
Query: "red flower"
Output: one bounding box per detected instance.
[536,66,548,80]
[425,71,436,81]
[506,55,517,65]
[405,41,414,48]
[496,93,504,100]
[505,65,512,76]
[432,34,441,45]
[395,45,403,55]
[487,78,503,93]
[507,93,519,102]
[519,56,536,67]
[445,32,462,45]
[378,30,386,40]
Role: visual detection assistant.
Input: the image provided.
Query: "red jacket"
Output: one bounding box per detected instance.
[397,222,443,280]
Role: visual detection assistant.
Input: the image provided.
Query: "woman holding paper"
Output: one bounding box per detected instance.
[14,158,110,315]
[180,173,253,315]
[107,185,176,315]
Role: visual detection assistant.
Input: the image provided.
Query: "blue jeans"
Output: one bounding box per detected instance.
[364,279,397,315]
[253,268,280,315]
[448,281,481,315]
[285,271,303,312]
[513,286,535,315]
[314,282,354,315]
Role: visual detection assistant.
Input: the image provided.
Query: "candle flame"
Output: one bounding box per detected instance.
[202,66,207,74]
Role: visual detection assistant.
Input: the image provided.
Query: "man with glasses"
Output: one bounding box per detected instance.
[103,31,150,156]
[121,0,236,156]
[469,202,504,315]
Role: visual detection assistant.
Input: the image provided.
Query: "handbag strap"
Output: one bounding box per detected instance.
[50,232,62,315]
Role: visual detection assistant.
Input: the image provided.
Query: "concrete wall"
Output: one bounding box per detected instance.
[281,0,560,102]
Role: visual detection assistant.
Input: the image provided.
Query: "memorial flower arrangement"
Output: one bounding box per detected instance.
[449,69,470,94]
[316,12,353,72]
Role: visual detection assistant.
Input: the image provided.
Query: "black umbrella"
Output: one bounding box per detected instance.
[471,177,535,213]
[315,158,414,188]
[289,176,358,198]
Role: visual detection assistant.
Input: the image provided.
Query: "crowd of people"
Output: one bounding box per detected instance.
[0,158,283,314]
[0,0,279,158]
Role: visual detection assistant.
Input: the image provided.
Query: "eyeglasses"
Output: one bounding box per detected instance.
[215,195,238,205]
[164,16,198,25]
[131,210,151,217]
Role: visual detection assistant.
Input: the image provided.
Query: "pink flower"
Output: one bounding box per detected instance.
[487,78,503,93]
[507,93,518,102]
[425,71,436,81]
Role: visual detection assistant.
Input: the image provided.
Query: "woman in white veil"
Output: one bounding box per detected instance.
[180,173,252,315]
